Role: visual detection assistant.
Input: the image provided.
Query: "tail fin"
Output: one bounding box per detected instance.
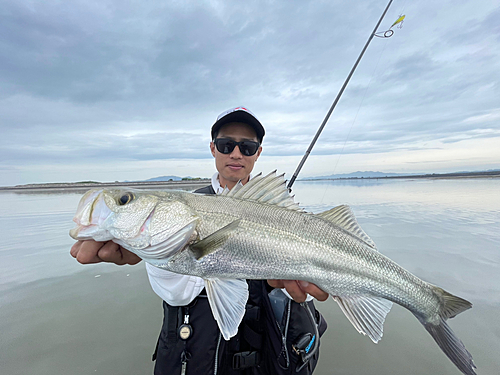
[421,288,476,375]
[437,287,472,319]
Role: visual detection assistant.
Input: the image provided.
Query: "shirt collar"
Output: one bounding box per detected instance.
[211,172,224,194]
[211,172,250,194]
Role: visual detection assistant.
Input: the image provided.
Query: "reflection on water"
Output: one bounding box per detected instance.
[0,178,499,374]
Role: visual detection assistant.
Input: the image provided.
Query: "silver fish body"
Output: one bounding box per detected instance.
[70,172,476,375]
[167,192,435,312]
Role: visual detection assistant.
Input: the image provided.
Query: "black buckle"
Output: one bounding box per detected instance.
[232,351,261,369]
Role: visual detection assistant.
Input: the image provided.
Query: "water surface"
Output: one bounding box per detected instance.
[1,178,498,374]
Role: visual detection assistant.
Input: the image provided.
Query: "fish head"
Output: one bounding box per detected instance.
[70,189,199,263]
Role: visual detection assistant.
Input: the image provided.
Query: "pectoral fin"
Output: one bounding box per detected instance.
[191,219,240,260]
[333,295,393,343]
[205,278,249,340]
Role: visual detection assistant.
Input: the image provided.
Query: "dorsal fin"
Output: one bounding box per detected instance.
[219,171,303,211]
[316,205,377,250]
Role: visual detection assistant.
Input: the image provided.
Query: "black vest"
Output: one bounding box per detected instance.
[152,185,327,375]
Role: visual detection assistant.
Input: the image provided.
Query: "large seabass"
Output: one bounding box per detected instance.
[70,171,476,375]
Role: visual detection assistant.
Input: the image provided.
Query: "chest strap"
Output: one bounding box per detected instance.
[233,351,261,369]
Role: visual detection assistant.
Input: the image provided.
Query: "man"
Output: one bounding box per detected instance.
[71,106,328,374]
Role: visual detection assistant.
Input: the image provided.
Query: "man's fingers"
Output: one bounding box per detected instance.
[298,281,329,301]
[283,280,308,303]
[267,279,285,289]
[122,250,142,265]
[97,242,142,265]
[71,240,141,266]
[70,241,81,258]
[96,241,123,264]
[267,279,330,303]
[72,240,105,264]
[267,279,307,302]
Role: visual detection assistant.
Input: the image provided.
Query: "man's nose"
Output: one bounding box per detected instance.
[229,145,243,158]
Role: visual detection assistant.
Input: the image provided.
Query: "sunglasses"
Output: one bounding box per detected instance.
[214,138,260,156]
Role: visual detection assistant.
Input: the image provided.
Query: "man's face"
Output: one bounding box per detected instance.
[210,122,262,188]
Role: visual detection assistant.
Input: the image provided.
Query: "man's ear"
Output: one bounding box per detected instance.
[210,142,216,157]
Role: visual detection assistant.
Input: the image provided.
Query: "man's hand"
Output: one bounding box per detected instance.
[70,240,142,265]
[267,279,329,303]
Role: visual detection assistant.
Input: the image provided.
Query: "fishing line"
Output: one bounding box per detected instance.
[319,36,391,205]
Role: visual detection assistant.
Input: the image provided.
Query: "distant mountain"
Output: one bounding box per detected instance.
[305,171,416,180]
[304,169,500,180]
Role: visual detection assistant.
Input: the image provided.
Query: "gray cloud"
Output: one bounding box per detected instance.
[1,0,499,184]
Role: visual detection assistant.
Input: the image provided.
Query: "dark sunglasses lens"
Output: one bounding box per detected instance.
[239,141,259,156]
[216,139,236,154]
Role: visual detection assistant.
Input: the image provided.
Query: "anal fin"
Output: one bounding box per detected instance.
[333,295,393,343]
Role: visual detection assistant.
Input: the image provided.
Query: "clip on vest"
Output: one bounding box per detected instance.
[292,333,316,372]
[232,351,261,369]
[180,350,191,375]
[179,313,193,340]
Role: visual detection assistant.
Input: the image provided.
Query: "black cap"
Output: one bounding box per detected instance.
[211,106,265,143]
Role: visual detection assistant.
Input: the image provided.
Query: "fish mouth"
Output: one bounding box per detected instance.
[73,190,104,226]
[70,189,113,241]
[69,223,114,242]
[69,226,80,239]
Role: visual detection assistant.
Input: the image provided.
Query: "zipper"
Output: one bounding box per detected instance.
[276,297,291,369]
[213,332,222,375]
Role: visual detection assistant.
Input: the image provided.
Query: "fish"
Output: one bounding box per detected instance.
[70,171,476,375]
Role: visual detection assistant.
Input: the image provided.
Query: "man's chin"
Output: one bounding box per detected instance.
[222,170,248,185]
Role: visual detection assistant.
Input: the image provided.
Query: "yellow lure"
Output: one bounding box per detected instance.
[391,14,405,28]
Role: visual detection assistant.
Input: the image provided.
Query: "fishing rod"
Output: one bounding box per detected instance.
[287,0,399,190]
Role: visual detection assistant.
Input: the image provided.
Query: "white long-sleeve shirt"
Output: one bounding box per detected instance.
[146,172,312,305]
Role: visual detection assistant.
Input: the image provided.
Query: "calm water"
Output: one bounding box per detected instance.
[0,178,499,375]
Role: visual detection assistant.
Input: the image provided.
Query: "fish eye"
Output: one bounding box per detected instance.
[118,192,134,205]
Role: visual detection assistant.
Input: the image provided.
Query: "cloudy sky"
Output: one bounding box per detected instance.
[1,0,499,186]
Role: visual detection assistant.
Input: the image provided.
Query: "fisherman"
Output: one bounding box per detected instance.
[70,106,329,375]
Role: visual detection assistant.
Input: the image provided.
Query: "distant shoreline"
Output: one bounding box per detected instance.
[303,170,500,182]
[0,179,211,191]
[2,171,499,191]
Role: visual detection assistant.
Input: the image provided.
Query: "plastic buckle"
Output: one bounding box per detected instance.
[232,351,261,369]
